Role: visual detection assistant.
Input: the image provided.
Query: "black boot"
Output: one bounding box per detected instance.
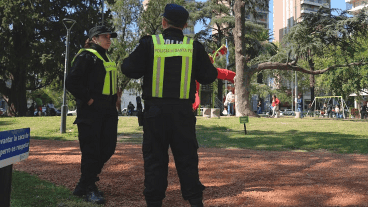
[73,182,104,197]
[146,200,162,207]
[189,197,203,207]
[72,182,87,197]
[85,184,105,204]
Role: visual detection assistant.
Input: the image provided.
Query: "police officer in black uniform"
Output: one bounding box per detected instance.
[121,4,217,207]
[66,25,119,204]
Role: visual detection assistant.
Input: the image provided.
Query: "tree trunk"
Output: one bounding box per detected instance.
[7,71,28,117]
[233,0,257,117]
[9,23,29,117]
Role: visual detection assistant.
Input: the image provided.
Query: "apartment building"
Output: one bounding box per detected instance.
[345,0,368,13]
[273,0,331,43]
[245,5,270,29]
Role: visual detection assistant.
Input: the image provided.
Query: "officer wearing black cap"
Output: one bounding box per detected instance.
[66,25,118,204]
[121,4,217,207]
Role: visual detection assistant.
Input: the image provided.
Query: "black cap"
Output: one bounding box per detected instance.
[162,4,189,28]
[88,25,117,39]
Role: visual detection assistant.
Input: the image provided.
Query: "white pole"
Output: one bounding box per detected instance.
[295,71,297,112]
[291,78,293,111]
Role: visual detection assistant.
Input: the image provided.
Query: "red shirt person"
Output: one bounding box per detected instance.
[271,95,280,117]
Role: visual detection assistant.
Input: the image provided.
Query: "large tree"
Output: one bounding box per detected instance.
[233,1,368,117]
[108,0,142,92]
[0,0,111,116]
[195,0,270,105]
[314,36,368,99]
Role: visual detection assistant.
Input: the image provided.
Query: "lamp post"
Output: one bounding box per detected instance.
[60,18,76,133]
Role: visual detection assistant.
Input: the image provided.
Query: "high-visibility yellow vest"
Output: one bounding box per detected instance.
[72,48,117,95]
[151,34,193,99]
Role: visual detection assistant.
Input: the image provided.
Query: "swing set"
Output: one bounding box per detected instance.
[309,96,349,118]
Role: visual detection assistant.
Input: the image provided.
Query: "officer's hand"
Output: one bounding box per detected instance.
[87,99,94,106]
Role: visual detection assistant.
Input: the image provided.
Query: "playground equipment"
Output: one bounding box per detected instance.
[310,96,349,118]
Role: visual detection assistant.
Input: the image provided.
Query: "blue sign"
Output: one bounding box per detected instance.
[0,128,30,168]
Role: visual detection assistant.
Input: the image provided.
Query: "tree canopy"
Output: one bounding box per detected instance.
[2,0,368,117]
[234,1,368,116]
[0,0,112,116]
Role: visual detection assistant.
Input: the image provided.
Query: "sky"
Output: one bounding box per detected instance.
[194,0,349,36]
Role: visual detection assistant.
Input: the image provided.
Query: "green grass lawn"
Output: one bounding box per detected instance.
[195,116,368,153]
[1,115,366,153]
[1,115,367,206]
[10,171,100,207]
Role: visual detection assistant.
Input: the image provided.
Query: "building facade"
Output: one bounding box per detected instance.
[245,5,270,29]
[273,0,331,43]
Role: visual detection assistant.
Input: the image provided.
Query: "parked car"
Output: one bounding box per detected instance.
[0,108,6,116]
[67,109,77,116]
[55,109,61,116]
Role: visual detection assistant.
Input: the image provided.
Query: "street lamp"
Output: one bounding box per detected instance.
[60,18,76,133]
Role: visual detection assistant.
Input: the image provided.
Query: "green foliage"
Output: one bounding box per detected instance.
[0,0,112,116]
[138,0,187,36]
[283,7,368,62]
[314,36,368,99]
[195,116,368,153]
[108,0,142,92]
[11,170,99,207]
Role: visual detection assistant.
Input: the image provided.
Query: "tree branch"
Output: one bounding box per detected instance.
[252,61,368,75]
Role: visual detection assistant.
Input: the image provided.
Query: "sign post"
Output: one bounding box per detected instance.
[0,128,30,207]
[239,116,249,135]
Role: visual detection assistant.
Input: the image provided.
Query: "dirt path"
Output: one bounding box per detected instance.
[13,139,368,207]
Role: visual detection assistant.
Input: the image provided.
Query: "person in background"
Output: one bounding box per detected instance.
[322,103,327,117]
[361,101,367,119]
[307,103,313,117]
[34,95,43,116]
[271,95,280,118]
[335,104,340,119]
[225,90,235,116]
[327,101,333,118]
[127,101,135,116]
[297,95,303,118]
[29,103,35,116]
[47,101,56,116]
[257,100,262,114]
[121,3,217,207]
[65,24,118,204]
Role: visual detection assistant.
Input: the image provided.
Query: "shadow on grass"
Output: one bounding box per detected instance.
[311,118,368,122]
[196,125,368,154]
[117,133,143,144]
[0,119,16,126]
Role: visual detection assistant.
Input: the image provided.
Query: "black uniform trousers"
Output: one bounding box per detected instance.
[142,99,205,202]
[75,99,118,187]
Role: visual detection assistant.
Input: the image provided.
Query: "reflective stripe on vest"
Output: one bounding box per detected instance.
[151,34,193,99]
[72,48,117,95]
